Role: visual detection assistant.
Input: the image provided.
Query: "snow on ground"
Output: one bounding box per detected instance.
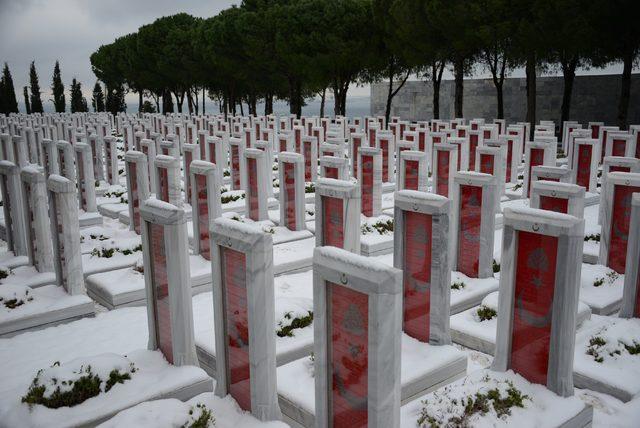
[99,392,288,428]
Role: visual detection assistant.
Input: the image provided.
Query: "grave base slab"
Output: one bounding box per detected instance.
[276,334,467,428]
[79,211,103,227]
[0,284,95,338]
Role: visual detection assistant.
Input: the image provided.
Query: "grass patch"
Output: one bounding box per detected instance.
[1,288,34,309]
[21,363,135,409]
[277,311,313,337]
[417,379,529,427]
[220,193,245,204]
[512,183,522,191]
[593,271,619,287]
[185,403,216,428]
[476,306,497,322]
[90,244,142,258]
[493,259,500,273]
[103,189,125,199]
[223,170,230,177]
[584,233,600,242]
[0,268,9,280]
[361,219,394,235]
[305,183,315,193]
[451,281,466,290]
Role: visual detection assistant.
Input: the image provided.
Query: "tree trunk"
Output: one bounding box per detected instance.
[239,101,244,116]
[454,57,464,118]
[264,93,273,115]
[432,61,444,120]
[560,59,577,133]
[385,61,395,127]
[333,81,340,117]
[617,52,633,129]
[296,80,303,118]
[525,53,537,139]
[496,82,504,120]
[138,91,143,113]
[202,87,206,114]
[320,87,326,118]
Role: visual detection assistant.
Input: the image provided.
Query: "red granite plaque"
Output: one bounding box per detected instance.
[247,157,259,221]
[129,162,141,234]
[323,196,344,248]
[403,211,432,342]
[436,150,450,197]
[207,140,217,165]
[150,223,173,364]
[479,153,494,175]
[184,150,193,202]
[231,144,241,190]
[361,155,374,216]
[506,139,513,182]
[469,134,479,172]
[222,247,251,411]
[325,166,339,180]
[575,144,592,189]
[591,125,600,139]
[380,138,389,182]
[328,281,368,427]
[608,184,640,274]
[304,140,313,181]
[283,162,297,230]
[539,195,568,214]
[510,230,558,385]
[404,160,419,191]
[457,185,482,277]
[612,138,627,157]
[77,153,87,210]
[158,167,169,203]
[195,174,210,260]
[527,148,545,197]
[352,137,361,177]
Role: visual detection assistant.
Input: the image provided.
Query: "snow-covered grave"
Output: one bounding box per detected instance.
[277,246,406,427]
[598,156,640,224]
[1,174,94,338]
[604,131,636,158]
[0,160,28,268]
[318,155,348,180]
[397,149,428,192]
[521,140,554,199]
[73,142,103,227]
[450,171,499,313]
[313,177,360,254]
[432,142,457,198]
[207,218,283,421]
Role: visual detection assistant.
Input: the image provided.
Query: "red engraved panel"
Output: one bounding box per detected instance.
[207,141,217,165]
[601,130,609,163]
[483,129,491,139]
[436,150,450,197]
[457,185,482,277]
[458,128,466,138]
[636,265,640,318]
[150,223,173,364]
[77,152,87,210]
[158,167,170,202]
[222,247,251,411]
[199,133,206,159]
[636,133,640,159]
[361,155,374,216]
[471,123,478,130]
[608,184,640,274]
[185,151,193,202]
[380,139,389,182]
[612,138,626,157]
[323,196,344,248]
[404,160,419,191]
[403,211,432,342]
[510,230,558,385]
[469,134,479,171]
[283,162,297,230]
[279,137,287,153]
[328,281,368,427]
[304,141,313,181]
[506,139,514,182]
[527,148,545,197]
[352,137,361,177]
[368,129,376,146]
[325,166,339,179]
[479,153,495,175]
[195,174,210,260]
[610,166,630,173]
[576,144,592,189]
[539,195,568,214]
[418,131,426,151]
[247,157,259,220]
[129,162,141,234]
[591,125,600,139]
[295,128,301,152]
[231,144,241,190]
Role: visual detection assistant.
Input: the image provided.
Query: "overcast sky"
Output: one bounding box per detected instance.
[0,0,631,113]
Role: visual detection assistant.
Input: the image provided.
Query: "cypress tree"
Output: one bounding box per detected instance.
[91,82,105,112]
[51,61,65,113]
[29,61,43,113]
[0,63,19,114]
[70,78,84,113]
[23,86,31,114]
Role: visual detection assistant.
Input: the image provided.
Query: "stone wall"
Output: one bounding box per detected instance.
[370,74,640,126]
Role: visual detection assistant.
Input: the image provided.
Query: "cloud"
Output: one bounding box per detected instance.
[0,0,236,110]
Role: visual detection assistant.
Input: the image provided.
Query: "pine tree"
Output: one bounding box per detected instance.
[29,61,43,113]
[105,83,126,115]
[91,82,105,112]
[51,60,65,113]
[23,86,31,114]
[0,63,19,115]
